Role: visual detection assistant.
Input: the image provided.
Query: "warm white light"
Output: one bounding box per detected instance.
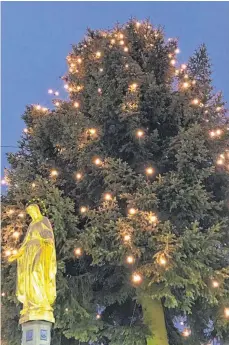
[74,248,82,256]
[125,64,129,69]
[80,206,87,214]
[42,107,48,112]
[175,48,180,54]
[77,58,82,63]
[123,234,131,242]
[99,68,103,72]
[124,47,128,52]
[5,250,11,256]
[64,84,69,90]
[149,214,158,224]
[104,193,112,201]
[12,249,18,255]
[119,33,124,39]
[170,59,176,66]
[35,105,41,110]
[212,280,219,288]
[13,231,20,239]
[168,54,173,58]
[31,182,36,188]
[136,22,141,28]
[128,208,137,215]
[216,129,222,136]
[216,159,224,165]
[210,131,215,138]
[18,212,24,218]
[136,130,144,138]
[65,308,68,312]
[74,102,80,108]
[48,89,53,94]
[216,106,222,112]
[181,64,187,70]
[159,254,167,266]
[1,292,6,297]
[94,158,102,166]
[76,172,82,180]
[184,74,189,79]
[182,329,190,337]
[96,51,101,58]
[55,102,60,107]
[50,169,58,177]
[224,308,229,318]
[111,39,115,44]
[8,209,14,215]
[54,91,59,96]
[96,314,101,320]
[192,98,199,105]
[146,167,154,175]
[98,88,102,93]
[132,273,142,284]
[192,80,196,85]
[182,82,189,89]
[89,128,97,135]
[126,255,134,264]
[1,179,6,185]
[119,40,124,45]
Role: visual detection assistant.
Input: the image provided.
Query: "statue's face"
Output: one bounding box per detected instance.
[26,204,41,218]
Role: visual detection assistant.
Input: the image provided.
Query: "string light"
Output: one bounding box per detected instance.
[123,234,131,242]
[125,64,129,69]
[1,179,6,185]
[55,102,60,107]
[5,250,11,256]
[216,129,222,136]
[18,212,24,218]
[224,308,229,318]
[182,82,189,89]
[54,91,59,96]
[96,314,101,320]
[23,128,29,134]
[48,89,53,94]
[80,206,87,214]
[146,167,154,175]
[126,255,134,264]
[182,329,191,337]
[119,40,124,45]
[175,48,180,54]
[119,33,124,39]
[64,84,69,90]
[12,231,20,239]
[74,102,80,108]
[132,273,142,284]
[65,308,68,312]
[136,130,144,138]
[149,213,158,224]
[74,248,82,256]
[76,172,83,180]
[212,280,219,288]
[170,59,176,66]
[209,131,215,138]
[158,254,167,266]
[110,39,115,44]
[12,249,18,255]
[216,106,222,112]
[50,169,58,177]
[1,292,6,297]
[99,68,103,72]
[104,193,112,201]
[96,51,101,58]
[89,128,97,135]
[181,64,187,70]
[31,182,36,188]
[124,47,128,52]
[42,107,48,112]
[184,74,189,79]
[168,54,173,58]
[128,208,137,215]
[98,88,102,94]
[94,158,102,166]
[216,159,224,165]
[136,22,141,28]
[77,58,82,64]
[192,98,199,105]
[192,80,196,85]
[8,209,14,215]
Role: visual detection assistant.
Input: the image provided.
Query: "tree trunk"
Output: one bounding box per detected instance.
[137,290,169,345]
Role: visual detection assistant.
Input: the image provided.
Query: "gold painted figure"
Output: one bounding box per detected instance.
[9,204,56,324]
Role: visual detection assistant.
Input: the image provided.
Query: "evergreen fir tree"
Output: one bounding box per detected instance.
[1,19,229,345]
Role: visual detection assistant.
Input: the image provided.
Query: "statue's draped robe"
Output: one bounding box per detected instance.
[17,217,56,323]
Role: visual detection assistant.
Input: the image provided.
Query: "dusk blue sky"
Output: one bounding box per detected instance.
[2,1,229,178]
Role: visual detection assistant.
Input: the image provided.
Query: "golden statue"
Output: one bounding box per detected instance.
[9,204,56,324]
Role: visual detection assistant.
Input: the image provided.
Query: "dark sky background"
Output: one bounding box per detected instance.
[2,1,229,179]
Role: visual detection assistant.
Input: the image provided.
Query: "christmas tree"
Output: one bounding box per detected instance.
[1,19,229,345]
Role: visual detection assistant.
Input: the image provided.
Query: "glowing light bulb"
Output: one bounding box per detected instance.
[74,102,80,108]
[111,39,115,44]
[18,212,24,218]
[1,179,6,185]
[175,48,180,54]
[136,22,141,28]
[175,69,179,75]
[35,105,41,110]
[31,182,36,188]
[48,89,53,94]
[149,214,158,224]
[54,91,59,96]
[224,308,229,318]
[136,130,144,138]
[128,208,137,215]
[96,314,101,319]
[23,128,29,134]
[210,131,215,138]
[74,248,82,256]
[99,68,103,72]
[42,107,48,112]
[119,33,124,39]
[126,255,134,264]
[146,167,154,175]
[132,273,142,284]
[192,98,199,105]
[77,58,82,64]
[64,84,69,90]
[104,193,112,201]
[94,158,102,166]
[65,308,68,312]
[119,40,124,45]
[13,231,20,239]
[1,292,6,297]
[217,159,224,165]
[89,128,97,135]
[80,206,87,214]
[180,321,184,326]
[96,51,101,58]
[50,169,58,177]
[123,234,131,242]
[212,280,219,288]
[76,172,82,180]
[168,53,173,58]
[216,129,222,135]
[159,254,167,266]
[5,250,11,256]
[184,74,189,79]
[182,82,189,89]
[8,209,14,215]
[182,329,190,337]
[192,80,196,85]
[98,88,102,93]
[124,47,128,52]
[12,249,18,255]
[125,64,129,69]
[55,102,60,107]
[181,64,187,70]
[216,106,222,112]
[170,59,176,66]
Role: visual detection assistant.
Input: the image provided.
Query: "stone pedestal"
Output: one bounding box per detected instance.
[21,321,52,345]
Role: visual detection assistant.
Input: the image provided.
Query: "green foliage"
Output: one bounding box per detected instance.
[1,19,229,345]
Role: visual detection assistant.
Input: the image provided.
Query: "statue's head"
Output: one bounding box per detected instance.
[26,204,42,219]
